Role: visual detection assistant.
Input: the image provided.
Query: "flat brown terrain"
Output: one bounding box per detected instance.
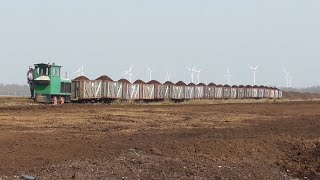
[0,97,319,179]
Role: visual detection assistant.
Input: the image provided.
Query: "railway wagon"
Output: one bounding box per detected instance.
[74,80,103,99]
[131,79,145,99]
[147,80,166,100]
[258,86,265,99]
[237,85,245,99]
[269,88,275,99]
[185,83,195,99]
[96,76,123,100]
[274,88,279,99]
[195,83,205,99]
[264,87,270,98]
[123,81,140,100]
[215,85,223,99]
[205,83,216,99]
[252,85,259,99]
[223,85,231,99]
[148,80,167,100]
[278,89,283,99]
[105,81,123,99]
[245,85,253,98]
[231,85,238,99]
[142,83,155,99]
[172,81,185,100]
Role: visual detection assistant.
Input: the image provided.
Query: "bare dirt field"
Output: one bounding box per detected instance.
[0,97,319,179]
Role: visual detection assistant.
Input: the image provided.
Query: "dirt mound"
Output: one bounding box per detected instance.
[118,79,130,83]
[134,80,145,84]
[147,80,161,85]
[176,81,186,86]
[96,75,113,81]
[164,81,174,85]
[74,76,89,81]
[188,83,196,86]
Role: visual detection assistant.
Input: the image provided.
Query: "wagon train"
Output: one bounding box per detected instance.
[32,63,282,104]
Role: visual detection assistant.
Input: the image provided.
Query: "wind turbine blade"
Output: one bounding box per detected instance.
[283,68,287,74]
[186,67,192,71]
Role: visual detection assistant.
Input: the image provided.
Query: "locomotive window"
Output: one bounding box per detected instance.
[39,67,49,76]
[52,67,61,77]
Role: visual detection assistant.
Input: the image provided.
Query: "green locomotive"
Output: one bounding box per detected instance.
[33,63,71,104]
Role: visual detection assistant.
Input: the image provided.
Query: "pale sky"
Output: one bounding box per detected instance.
[1,0,319,87]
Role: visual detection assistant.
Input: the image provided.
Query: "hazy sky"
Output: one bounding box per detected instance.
[1,0,319,87]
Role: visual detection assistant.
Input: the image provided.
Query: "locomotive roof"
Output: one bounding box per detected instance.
[34,63,61,67]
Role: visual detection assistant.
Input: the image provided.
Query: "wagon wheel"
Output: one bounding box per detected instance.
[60,96,65,104]
[53,96,58,105]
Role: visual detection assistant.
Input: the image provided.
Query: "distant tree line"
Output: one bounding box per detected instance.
[281,86,320,94]
[0,83,30,96]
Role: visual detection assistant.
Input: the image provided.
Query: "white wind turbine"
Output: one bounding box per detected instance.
[195,68,204,84]
[165,72,171,82]
[186,66,197,83]
[146,66,152,81]
[248,65,260,85]
[225,67,232,85]
[283,68,290,88]
[123,65,133,82]
[289,74,294,88]
[74,65,85,76]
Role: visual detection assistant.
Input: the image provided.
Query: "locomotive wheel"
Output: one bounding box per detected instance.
[60,96,65,104]
[53,96,58,105]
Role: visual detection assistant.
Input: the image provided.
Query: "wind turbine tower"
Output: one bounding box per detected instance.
[225,67,232,85]
[195,68,204,84]
[289,75,294,88]
[283,68,290,88]
[248,65,260,85]
[123,65,133,82]
[186,66,197,83]
[146,66,152,81]
[165,72,171,82]
[74,65,85,77]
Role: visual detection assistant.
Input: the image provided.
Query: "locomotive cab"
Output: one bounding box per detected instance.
[34,63,71,104]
